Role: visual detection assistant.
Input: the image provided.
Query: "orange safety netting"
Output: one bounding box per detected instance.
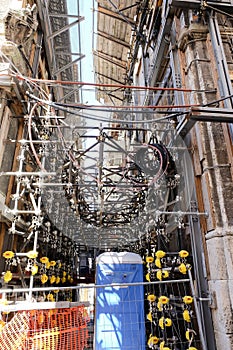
[0,306,88,350]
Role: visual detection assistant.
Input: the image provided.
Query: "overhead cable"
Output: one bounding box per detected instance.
[26,92,191,124]
[15,74,194,92]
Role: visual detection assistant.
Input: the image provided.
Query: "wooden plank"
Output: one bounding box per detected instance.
[5,119,24,206]
[97,5,135,26]
[0,224,6,261]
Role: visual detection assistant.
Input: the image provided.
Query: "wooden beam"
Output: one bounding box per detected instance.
[5,119,24,206]
[95,72,125,85]
[93,50,126,69]
[0,224,6,258]
[38,57,50,94]
[96,30,130,48]
[97,5,135,26]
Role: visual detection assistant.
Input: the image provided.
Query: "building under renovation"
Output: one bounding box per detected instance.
[0,0,233,349]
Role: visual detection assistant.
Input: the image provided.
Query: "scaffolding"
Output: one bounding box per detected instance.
[3,0,233,349]
[0,80,211,348]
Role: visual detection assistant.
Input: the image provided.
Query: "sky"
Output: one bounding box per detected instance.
[67,1,107,135]
[67,0,97,104]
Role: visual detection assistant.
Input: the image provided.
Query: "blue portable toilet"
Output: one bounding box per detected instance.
[95,252,145,350]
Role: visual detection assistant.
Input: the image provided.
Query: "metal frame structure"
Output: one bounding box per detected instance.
[36,0,85,103]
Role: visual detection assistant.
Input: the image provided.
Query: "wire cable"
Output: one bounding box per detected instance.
[0,51,49,101]
[14,74,195,92]
[27,92,191,124]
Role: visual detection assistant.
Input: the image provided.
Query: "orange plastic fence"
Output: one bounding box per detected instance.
[0,311,30,350]
[0,306,88,350]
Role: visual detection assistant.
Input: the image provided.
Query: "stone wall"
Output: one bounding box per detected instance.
[177,14,233,350]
